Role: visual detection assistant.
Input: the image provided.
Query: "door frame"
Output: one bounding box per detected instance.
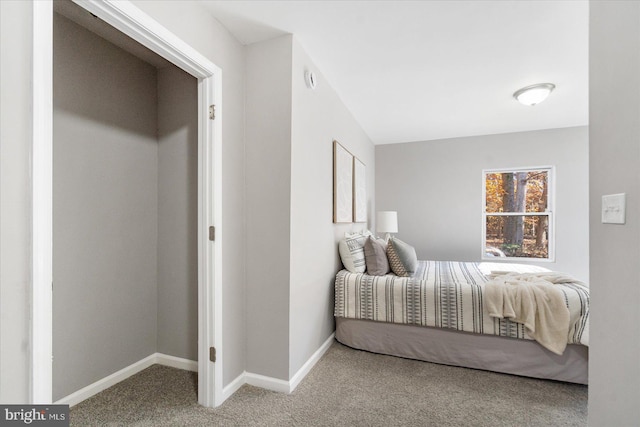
[31,0,223,407]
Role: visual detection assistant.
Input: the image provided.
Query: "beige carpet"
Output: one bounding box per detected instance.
[70,341,587,426]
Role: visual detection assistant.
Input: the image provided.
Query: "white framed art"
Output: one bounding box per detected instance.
[333,140,353,223]
[353,157,366,222]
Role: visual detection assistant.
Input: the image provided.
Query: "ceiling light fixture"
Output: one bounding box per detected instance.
[513,83,556,106]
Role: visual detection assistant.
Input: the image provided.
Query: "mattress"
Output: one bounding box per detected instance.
[334,260,589,348]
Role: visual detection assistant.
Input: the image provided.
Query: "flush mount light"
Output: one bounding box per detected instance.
[513,83,556,106]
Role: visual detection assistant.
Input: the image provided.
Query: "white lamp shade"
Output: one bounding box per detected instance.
[377,211,398,234]
[513,83,555,106]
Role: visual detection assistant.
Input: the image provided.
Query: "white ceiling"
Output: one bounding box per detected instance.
[201,0,589,145]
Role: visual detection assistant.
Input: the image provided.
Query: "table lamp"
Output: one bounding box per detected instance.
[376,211,398,241]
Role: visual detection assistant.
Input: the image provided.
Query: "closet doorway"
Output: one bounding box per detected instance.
[32,0,222,407]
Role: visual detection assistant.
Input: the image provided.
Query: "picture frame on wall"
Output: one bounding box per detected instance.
[333,140,353,223]
[353,157,366,223]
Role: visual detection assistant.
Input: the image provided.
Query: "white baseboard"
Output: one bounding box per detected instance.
[289,332,335,393]
[56,334,335,407]
[229,333,336,398]
[55,353,197,407]
[245,372,291,393]
[156,353,198,372]
[221,372,246,402]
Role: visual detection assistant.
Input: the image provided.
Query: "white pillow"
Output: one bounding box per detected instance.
[339,232,370,273]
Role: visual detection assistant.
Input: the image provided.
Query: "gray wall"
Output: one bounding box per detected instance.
[589,1,640,424]
[376,127,589,280]
[0,0,33,403]
[132,0,248,387]
[53,13,160,400]
[244,35,376,381]
[245,35,293,380]
[157,66,198,360]
[289,37,375,377]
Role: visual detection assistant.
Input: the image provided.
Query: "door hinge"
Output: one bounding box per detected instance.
[209,226,215,241]
[209,104,215,120]
[209,346,216,363]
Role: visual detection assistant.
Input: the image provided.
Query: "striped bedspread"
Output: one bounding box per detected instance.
[334,260,589,346]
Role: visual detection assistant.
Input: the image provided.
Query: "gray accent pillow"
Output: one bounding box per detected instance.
[338,233,368,273]
[387,237,418,277]
[364,236,390,276]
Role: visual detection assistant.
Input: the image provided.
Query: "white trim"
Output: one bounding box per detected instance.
[156,353,198,372]
[212,63,224,408]
[55,353,197,407]
[55,354,156,407]
[196,72,224,408]
[33,0,223,408]
[31,0,53,404]
[484,212,552,217]
[73,0,215,78]
[245,372,291,394]
[289,333,335,393]
[221,372,246,402]
[55,336,335,407]
[481,166,555,262]
[236,334,336,396]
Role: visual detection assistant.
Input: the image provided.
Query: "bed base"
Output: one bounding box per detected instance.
[335,317,588,385]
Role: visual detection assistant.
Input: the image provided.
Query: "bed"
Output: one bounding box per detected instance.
[334,260,589,384]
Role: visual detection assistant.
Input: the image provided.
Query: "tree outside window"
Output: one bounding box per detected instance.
[483,167,554,260]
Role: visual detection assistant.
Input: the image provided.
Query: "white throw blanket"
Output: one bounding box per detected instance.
[485,272,580,355]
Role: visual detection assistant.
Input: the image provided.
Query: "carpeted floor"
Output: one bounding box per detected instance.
[70,341,587,426]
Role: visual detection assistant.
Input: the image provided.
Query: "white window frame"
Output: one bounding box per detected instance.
[481,166,555,262]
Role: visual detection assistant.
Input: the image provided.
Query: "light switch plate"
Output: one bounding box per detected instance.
[602,193,626,224]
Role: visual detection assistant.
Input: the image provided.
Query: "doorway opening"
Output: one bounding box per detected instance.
[32,0,223,407]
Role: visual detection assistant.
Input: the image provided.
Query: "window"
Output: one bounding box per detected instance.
[482,167,554,261]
